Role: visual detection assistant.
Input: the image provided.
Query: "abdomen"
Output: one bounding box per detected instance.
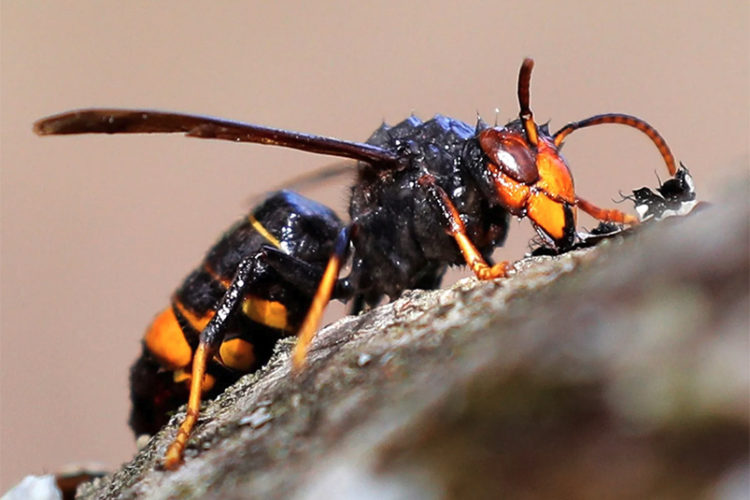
[129,191,343,435]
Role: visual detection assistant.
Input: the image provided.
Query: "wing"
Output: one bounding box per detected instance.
[246,160,356,207]
[33,108,398,165]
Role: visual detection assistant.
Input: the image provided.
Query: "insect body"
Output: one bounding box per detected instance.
[630,166,697,220]
[128,190,345,437]
[34,58,683,468]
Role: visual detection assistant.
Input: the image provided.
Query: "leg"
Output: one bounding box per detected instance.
[575,196,638,225]
[262,245,354,300]
[163,254,258,469]
[419,175,509,280]
[291,226,352,372]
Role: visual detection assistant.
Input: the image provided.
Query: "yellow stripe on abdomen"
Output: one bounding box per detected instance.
[248,213,282,249]
[174,298,216,333]
[242,295,289,331]
[143,307,193,370]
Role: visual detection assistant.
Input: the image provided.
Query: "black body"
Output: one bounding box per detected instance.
[127,116,514,435]
[631,165,697,220]
[348,115,510,306]
[129,191,344,435]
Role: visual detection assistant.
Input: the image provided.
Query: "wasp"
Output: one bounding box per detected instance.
[34,58,684,469]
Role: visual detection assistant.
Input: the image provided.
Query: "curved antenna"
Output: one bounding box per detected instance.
[553,113,677,176]
[517,58,539,146]
[33,108,398,165]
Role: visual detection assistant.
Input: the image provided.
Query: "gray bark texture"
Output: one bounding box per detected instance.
[79,185,749,500]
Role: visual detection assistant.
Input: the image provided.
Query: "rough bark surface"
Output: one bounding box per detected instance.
[79,186,749,500]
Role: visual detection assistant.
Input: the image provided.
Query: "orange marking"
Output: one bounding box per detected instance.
[527,192,571,241]
[173,368,191,384]
[164,342,210,469]
[172,368,216,393]
[174,298,215,333]
[242,295,289,331]
[523,117,538,146]
[218,338,256,372]
[576,197,638,225]
[535,139,575,204]
[143,307,192,370]
[202,262,231,288]
[248,213,282,249]
[487,162,530,214]
[292,254,341,372]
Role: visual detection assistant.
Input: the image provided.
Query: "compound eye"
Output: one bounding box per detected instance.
[479,129,539,184]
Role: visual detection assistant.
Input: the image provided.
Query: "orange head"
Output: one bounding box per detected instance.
[478,59,577,249]
[475,58,678,250]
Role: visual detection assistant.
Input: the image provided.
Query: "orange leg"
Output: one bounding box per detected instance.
[291,253,342,372]
[291,226,351,373]
[576,196,638,225]
[162,254,258,469]
[419,174,509,280]
[454,231,510,280]
[164,341,210,470]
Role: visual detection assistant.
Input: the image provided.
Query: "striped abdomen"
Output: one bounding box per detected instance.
[130,191,343,435]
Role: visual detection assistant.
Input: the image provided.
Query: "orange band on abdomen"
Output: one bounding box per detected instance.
[143,307,193,370]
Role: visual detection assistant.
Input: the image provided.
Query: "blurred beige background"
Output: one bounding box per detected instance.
[1,1,747,491]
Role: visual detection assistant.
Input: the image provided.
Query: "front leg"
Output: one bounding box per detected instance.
[418,174,509,280]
